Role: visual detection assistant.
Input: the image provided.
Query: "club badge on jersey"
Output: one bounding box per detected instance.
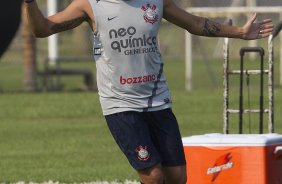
[135,145,150,161]
[141,4,159,24]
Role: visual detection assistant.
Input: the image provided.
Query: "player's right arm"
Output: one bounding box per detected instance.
[24,0,94,38]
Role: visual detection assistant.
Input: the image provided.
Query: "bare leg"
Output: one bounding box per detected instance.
[138,164,164,184]
[162,165,187,184]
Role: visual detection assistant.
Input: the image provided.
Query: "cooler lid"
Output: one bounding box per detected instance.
[182,133,282,146]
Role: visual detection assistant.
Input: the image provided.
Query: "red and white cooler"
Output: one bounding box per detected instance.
[182,133,282,184]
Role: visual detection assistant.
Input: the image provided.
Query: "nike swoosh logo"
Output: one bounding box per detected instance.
[107,16,118,21]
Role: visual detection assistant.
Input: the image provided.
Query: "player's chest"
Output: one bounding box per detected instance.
[95,0,163,31]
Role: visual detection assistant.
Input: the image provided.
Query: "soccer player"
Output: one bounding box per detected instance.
[24,0,273,183]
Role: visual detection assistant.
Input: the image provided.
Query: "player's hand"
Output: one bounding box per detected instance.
[241,13,274,40]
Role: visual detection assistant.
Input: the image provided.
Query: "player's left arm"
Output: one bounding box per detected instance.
[163,0,273,40]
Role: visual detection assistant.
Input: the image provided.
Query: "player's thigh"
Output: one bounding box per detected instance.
[105,111,162,170]
[148,108,186,167]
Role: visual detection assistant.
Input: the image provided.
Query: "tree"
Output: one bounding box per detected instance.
[22,3,38,91]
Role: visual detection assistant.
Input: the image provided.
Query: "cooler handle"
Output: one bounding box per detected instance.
[274,146,282,159]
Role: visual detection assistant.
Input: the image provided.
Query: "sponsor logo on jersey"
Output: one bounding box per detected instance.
[107,16,117,21]
[141,4,158,24]
[109,26,159,55]
[120,74,156,85]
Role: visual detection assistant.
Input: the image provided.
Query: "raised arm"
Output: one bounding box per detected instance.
[163,0,273,40]
[23,0,94,38]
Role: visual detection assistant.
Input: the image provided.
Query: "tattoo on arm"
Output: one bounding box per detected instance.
[51,16,87,33]
[203,18,221,36]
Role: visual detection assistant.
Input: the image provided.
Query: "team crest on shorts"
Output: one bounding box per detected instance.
[141,4,158,24]
[135,145,150,161]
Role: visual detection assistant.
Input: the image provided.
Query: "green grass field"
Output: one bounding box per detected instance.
[0,59,282,183]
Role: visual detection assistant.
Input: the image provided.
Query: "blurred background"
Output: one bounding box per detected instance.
[1,0,282,92]
[1,0,282,183]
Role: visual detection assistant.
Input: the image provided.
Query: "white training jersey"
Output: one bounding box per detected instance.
[88,0,172,115]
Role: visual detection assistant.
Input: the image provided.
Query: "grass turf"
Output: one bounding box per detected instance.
[0,60,281,182]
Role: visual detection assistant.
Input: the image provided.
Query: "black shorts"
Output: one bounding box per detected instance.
[105,108,186,170]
